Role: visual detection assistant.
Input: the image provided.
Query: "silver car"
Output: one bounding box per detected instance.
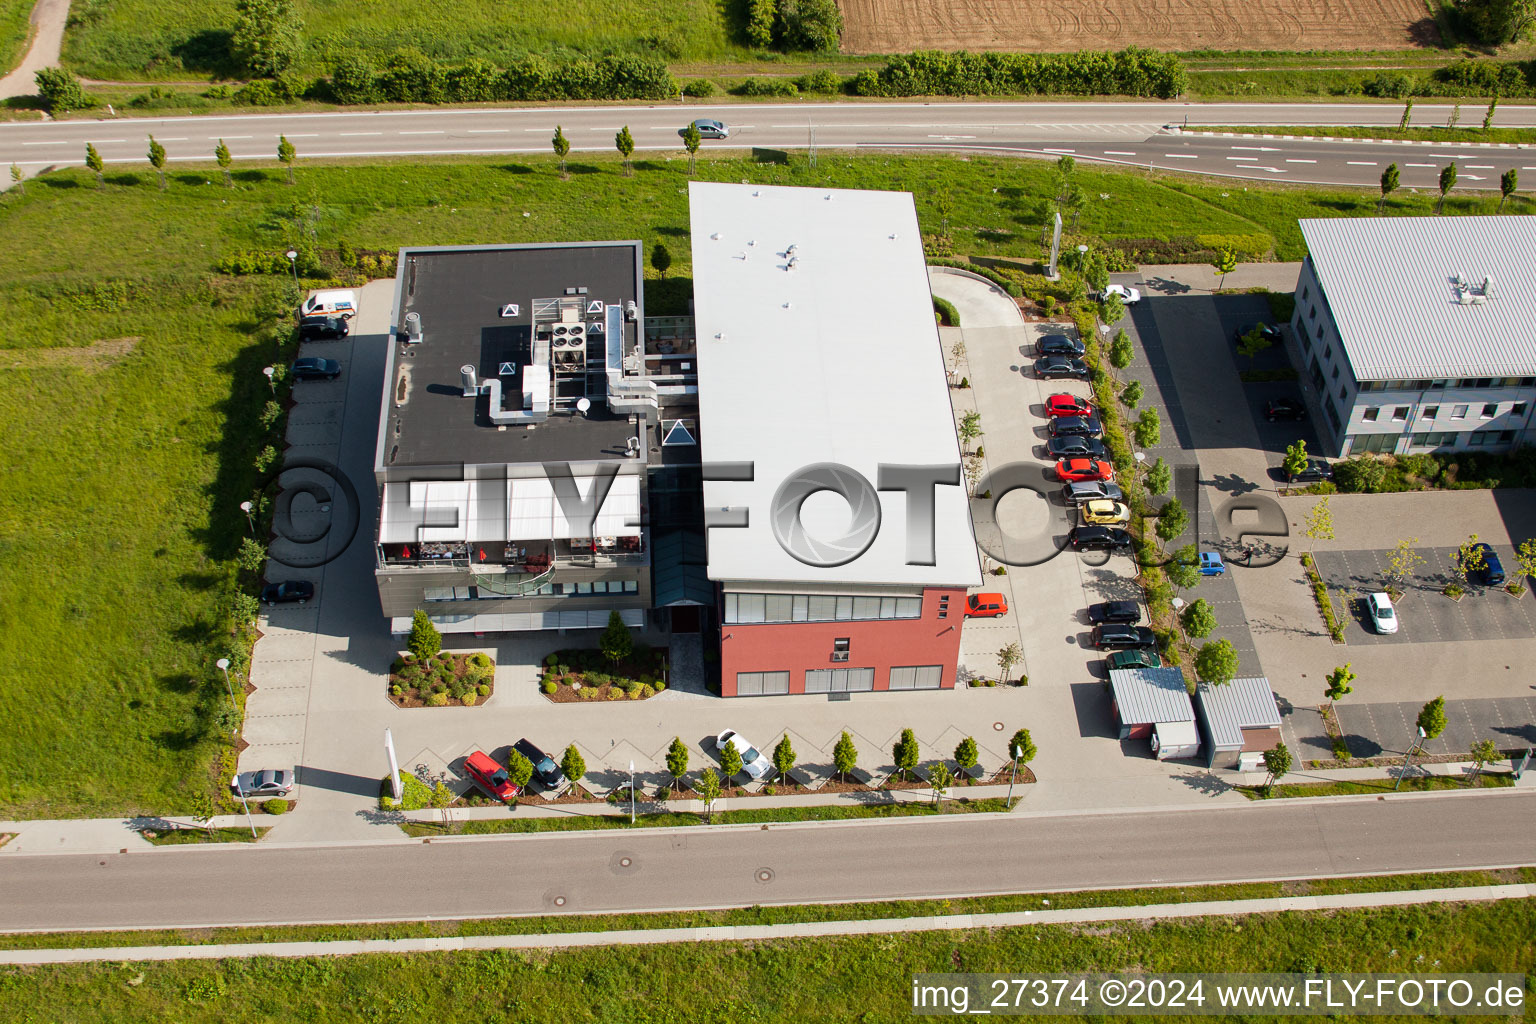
[231,768,295,798]
[716,729,772,780]
[1063,480,1125,505]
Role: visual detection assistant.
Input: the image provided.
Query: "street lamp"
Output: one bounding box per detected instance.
[215,657,236,706]
[629,759,636,825]
[286,249,300,295]
[240,500,254,533]
[263,366,275,393]
[1007,741,1019,807]
[1395,726,1427,791]
[231,774,258,840]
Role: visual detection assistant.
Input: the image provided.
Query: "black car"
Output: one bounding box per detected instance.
[1091,623,1157,650]
[298,315,350,341]
[1288,458,1332,483]
[1463,542,1506,586]
[1034,355,1089,380]
[1265,399,1305,422]
[1088,600,1142,625]
[1038,333,1085,357]
[1047,435,1109,459]
[1234,322,1282,344]
[1050,414,1103,438]
[291,356,341,380]
[512,738,568,791]
[1069,525,1132,551]
[261,580,314,605]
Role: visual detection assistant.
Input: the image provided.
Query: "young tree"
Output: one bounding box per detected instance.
[9,162,21,193]
[1195,638,1239,686]
[231,0,303,77]
[1378,163,1399,213]
[696,767,722,821]
[1055,153,1076,189]
[1166,544,1202,590]
[1236,326,1272,364]
[1452,533,1485,589]
[1009,728,1037,767]
[833,730,858,781]
[1282,440,1310,482]
[1261,741,1292,791]
[1323,663,1355,712]
[1385,537,1426,594]
[892,728,919,781]
[1416,695,1447,740]
[237,537,267,575]
[1180,598,1216,639]
[957,410,983,451]
[506,749,534,793]
[1064,183,1088,230]
[1500,167,1518,211]
[1121,379,1144,409]
[551,125,570,177]
[431,780,454,825]
[665,737,689,792]
[1447,102,1462,130]
[1213,247,1238,290]
[772,734,796,784]
[1513,537,1536,594]
[1436,162,1457,214]
[599,609,633,666]
[407,609,441,662]
[719,739,743,781]
[1484,94,1499,130]
[1399,97,1413,130]
[277,134,296,185]
[560,744,586,790]
[189,791,218,837]
[615,125,635,175]
[996,641,1022,685]
[1109,328,1133,369]
[650,242,672,279]
[1155,497,1188,543]
[932,189,954,230]
[1134,407,1161,448]
[954,736,979,779]
[682,121,702,175]
[215,139,232,187]
[1302,497,1335,552]
[1146,456,1171,496]
[147,135,167,190]
[1099,291,1125,326]
[928,762,952,808]
[1468,738,1499,787]
[85,143,104,186]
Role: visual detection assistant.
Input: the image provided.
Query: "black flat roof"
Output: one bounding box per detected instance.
[381,243,643,470]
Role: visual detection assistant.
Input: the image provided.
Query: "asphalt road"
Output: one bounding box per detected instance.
[1,791,1531,932]
[2,100,1533,188]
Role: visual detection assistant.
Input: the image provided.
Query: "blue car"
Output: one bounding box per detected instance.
[1199,551,1225,576]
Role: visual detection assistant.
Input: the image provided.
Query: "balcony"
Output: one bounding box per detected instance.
[378,535,645,571]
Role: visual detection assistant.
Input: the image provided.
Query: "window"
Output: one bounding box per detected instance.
[889,665,943,690]
[1361,407,1378,422]
[1409,380,1430,391]
[423,587,456,602]
[1499,430,1515,443]
[1331,365,1340,381]
[832,638,850,663]
[1301,285,1309,302]
[1338,384,1347,401]
[765,594,793,622]
[736,671,789,696]
[1429,379,1448,390]
[808,596,835,621]
[726,592,923,624]
[852,596,880,619]
[1451,405,1469,419]
[624,580,639,593]
[805,668,875,693]
[901,596,923,618]
[1513,403,1529,418]
[1481,403,1498,419]
[1421,405,1439,419]
[1316,323,1325,341]
[1411,432,1458,448]
[576,581,593,595]
[1392,407,1408,422]
[835,596,854,620]
[1326,399,1343,434]
[735,594,765,621]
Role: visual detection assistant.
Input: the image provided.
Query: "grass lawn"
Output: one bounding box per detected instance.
[1,148,1524,819]
[1241,774,1515,799]
[1198,124,1536,145]
[0,900,1529,1020]
[0,0,31,76]
[144,826,267,845]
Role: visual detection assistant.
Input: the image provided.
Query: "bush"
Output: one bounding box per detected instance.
[426,691,449,707]
[653,679,667,692]
[682,78,716,97]
[322,52,676,105]
[852,48,1187,100]
[544,653,559,666]
[640,684,655,698]
[390,685,403,697]
[263,798,288,815]
[477,684,490,697]
[746,0,776,46]
[737,77,799,97]
[932,296,961,326]
[799,69,844,94]
[1360,72,1416,99]
[35,67,91,112]
[469,652,493,669]
[461,693,477,706]
[1333,456,1387,493]
[777,0,844,51]
[606,688,622,700]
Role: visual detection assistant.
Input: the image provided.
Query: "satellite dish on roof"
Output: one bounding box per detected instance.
[576,397,591,416]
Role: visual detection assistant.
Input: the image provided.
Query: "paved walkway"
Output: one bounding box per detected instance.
[2,882,1529,964]
[0,0,68,99]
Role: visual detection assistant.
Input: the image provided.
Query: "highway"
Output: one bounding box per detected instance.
[0,791,1530,932]
[1,100,1533,188]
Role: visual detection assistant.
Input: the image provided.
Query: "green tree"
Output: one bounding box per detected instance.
[1500,167,1518,211]
[650,242,672,279]
[1378,163,1399,213]
[833,730,858,780]
[1195,638,1239,686]
[1213,247,1237,290]
[1134,407,1161,448]
[1416,695,1447,740]
[1009,727,1037,767]
[560,744,586,789]
[431,780,453,824]
[1282,440,1309,482]
[954,736,979,777]
[932,189,953,230]
[189,791,218,836]
[551,124,570,177]
[84,143,104,185]
[1181,598,1217,639]
[1385,537,1426,594]
[1099,291,1125,326]
[682,121,701,175]
[1324,663,1355,712]
[892,727,919,781]
[1452,533,1485,588]
[599,609,633,666]
[957,410,983,451]
[506,750,534,793]
[231,0,303,77]
[1399,97,1414,130]
[1146,456,1171,496]
[776,0,844,51]
[1109,328,1133,369]
[615,125,635,175]
[1302,497,1334,552]
[1436,162,1457,214]
[1236,326,1271,364]
[1166,544,1202,590]
[928,762,951,808]
[35,67,89,112]
[1468,738,1499,786]
[1447,102,1461,130]
[1484,94,1499,130]
[1155,497,1188,543]
[996,641,1021,685]
[237,536,267,575]
[1452,0,1536,44]
[665,737,689,792]
[696,767,722,821]
[1121,380,1144,409]
[1261,742,1292,791]
[1064,183,1088,231]
[147,135,167,190]
[1512,537,1536,594]
[1055,153,1076,190]
[719,739,743,781]
[277,134,296,185]
[772,734,796,783]
[407,609,442,662]
[215,139,232,187]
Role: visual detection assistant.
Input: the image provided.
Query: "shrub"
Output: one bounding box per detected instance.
[627,688,643,700]
[1360,72,1416,98]
[852,48,1187,100]
[1333,456,1387,493]
[461,693,477,707]
[640,684,655,698]
[390,685,403,697]
[746,0,776,46]
[469,652,493,669]
[653,680,667,692]
[426,691,449,707]
[682,78,717,97]
[737,77,799,97]
[777,0,844,51]
[477,684,490,697]
[606,688,622,700]
[544,653,559,666]
[800,69,844,94]
[35,67,90,112]
[263,798,288,815]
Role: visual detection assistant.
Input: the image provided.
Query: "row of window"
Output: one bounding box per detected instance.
[1346,429,1518,453]
[735,664,944,696]
[1359,377,1536,393]
[423,579,641,602]
[723,593,924,625]
[1361,401,1527,424]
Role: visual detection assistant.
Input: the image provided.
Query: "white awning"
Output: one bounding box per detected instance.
[506,473,641,540]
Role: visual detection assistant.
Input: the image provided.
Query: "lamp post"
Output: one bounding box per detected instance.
[263,366,275,393]
[286,249,299,296]
[629,759,636,825]
[1007,741,1018,807]
[240,500,254,534]
[1395,726,1427,791]
[215,657,236,707]
[232,775,258,840]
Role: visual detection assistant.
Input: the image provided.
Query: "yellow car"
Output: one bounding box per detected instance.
[1080,499,1130,526]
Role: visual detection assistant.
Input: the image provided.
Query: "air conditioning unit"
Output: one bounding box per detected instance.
[569,324,585,338]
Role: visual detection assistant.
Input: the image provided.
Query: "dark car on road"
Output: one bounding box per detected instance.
[1069,525,1132,551]
[512,738,568,791]
[1264,399,1305,422]
[1088,600,1142,625]
[1047,435,1109,460]
[1092,623,1157,650]
[1049,414,1103,438]
[1035,355,1089,380]
[298,315,350,341]
[1234,322,1282,345]
[1287,458,1332,484]
[231,768,294,798]
[1038,333,1085,357]
[261,580,314,605]
[1462,542,1506,586]
[291,356,341,380]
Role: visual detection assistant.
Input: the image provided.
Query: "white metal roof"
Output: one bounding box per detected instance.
[1109,667,1195,725]
[688,182,981,588]
[1195,677,1283,748]
[1301,216,1536,381]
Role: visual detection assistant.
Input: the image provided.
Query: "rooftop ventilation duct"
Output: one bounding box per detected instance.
[603,302,659,417]
[459,364,478,397]
[482,318,551,425]
[404,312,422,343]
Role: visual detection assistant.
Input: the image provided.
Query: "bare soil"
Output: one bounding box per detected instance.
[543,681,660,703]
[983,764,1039,786]
[388,652,494,708]
[839,0,1438,55]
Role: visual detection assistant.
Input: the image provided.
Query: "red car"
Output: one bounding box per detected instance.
[464,750,519,801]
[1056,458,1115,483]
[1045,393,1094,419]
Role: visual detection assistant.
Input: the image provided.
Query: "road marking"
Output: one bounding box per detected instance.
[89,139,126,144]
[158,137,187,141]
[467,129,508,134]
[929,134,977,139]
[1226,156,1258,161]
[1406,163,1435,168]
[1163,153,1199,159]
[1103,150,1136,156]
[1285,158,1317,163]
[1467,164,1494,169]
[1347,161,1377,166]
[213,135,252,140]
[1042,148,1075,153]
[282,133,320,138]
[339,131,383,136]
[1231,145,1279,151]
[399,130,444,135]
[1462,174,1487,180]
[21,140,66,146]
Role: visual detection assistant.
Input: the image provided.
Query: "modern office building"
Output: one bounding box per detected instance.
[1293,216,1536,457]
[372,242,703,635]
[689,182,981,697]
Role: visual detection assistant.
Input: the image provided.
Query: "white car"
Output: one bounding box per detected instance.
[1100,284,1141,305]
[1367,592,1398,634]
[716,729,772,780]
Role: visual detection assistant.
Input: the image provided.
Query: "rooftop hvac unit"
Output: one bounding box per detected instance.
[554,325,569,336]
[569,324,585,337]
[405,312,422,342]
[459,365,478,397]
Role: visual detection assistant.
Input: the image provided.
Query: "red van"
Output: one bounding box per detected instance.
[965,593,1009,618]
[464,750,518,801]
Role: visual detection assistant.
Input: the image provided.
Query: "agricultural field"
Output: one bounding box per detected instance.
[838,0,1440,55]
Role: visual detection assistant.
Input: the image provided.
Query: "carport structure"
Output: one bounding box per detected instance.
[1195,677,1282,770]
[1108,667,1200,761]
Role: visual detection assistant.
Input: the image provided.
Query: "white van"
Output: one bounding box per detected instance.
[301,289,358,320]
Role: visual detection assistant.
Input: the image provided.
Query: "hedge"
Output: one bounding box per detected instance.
[325,49,675,106]
[852,48,1186,100]
[932,296,960,326]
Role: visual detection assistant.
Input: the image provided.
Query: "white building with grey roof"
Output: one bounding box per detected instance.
[1292,216,1536,457]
